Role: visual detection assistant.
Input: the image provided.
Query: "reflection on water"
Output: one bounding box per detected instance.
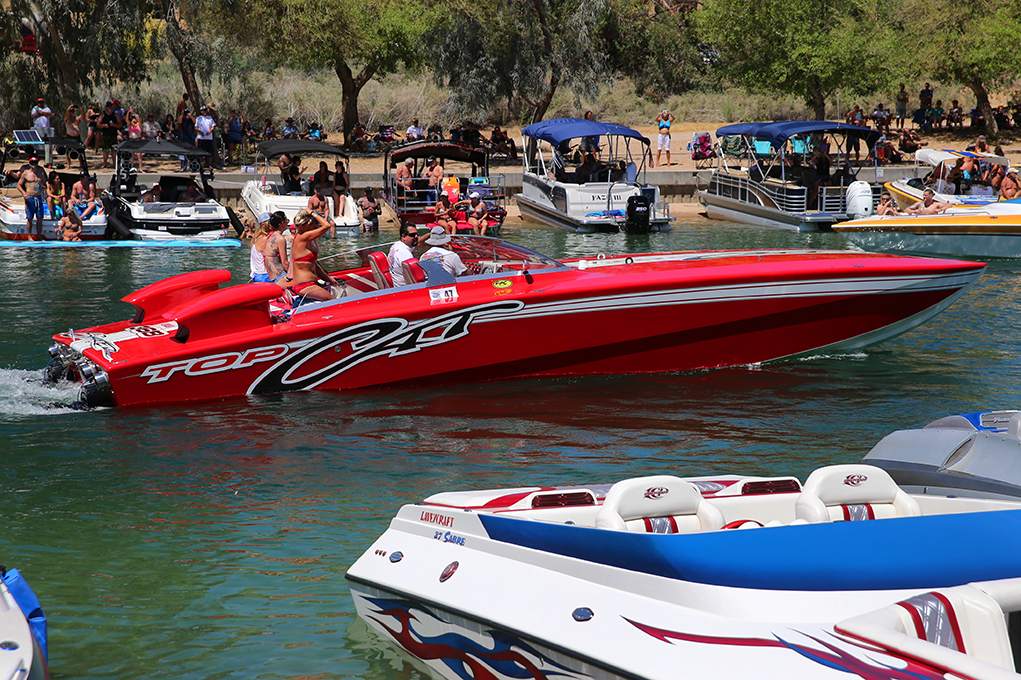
[0,216,1019,679]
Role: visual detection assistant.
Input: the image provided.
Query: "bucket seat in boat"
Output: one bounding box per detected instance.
[401,258,427,284]
[594,475,725,534]
[795,464,921,523]
[368,252,392,289]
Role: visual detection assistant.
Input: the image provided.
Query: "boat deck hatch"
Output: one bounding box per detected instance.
[741,479,802,495]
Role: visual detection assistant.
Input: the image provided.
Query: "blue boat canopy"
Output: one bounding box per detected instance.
[716,121,882,148]
[522,118,649,146]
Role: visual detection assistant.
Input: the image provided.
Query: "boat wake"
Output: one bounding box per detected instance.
[0,368,81,416]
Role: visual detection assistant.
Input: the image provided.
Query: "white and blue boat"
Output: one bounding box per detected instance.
[697,121,883,231]
[0,567,48,680]
[349,462,1021,680]
[516,118,672,234]
[886,148,1011,210]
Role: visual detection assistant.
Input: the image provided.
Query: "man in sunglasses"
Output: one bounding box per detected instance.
[388,223,420,286]
[876,192,901,216]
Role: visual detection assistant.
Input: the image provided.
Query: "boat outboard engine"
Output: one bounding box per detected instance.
[42,345,74,383]
[846,181,875,219]
[623,194,651,234]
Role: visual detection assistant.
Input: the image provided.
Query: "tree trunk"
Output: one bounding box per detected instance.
[968,78,997,136]
[335,59,380,147]
[810,79,827,121]
[162,0,203,111]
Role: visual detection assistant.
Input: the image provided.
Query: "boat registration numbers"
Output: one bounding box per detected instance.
[429,286,458,305]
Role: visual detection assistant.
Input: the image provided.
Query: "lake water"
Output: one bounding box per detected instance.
[2,217,1020,679]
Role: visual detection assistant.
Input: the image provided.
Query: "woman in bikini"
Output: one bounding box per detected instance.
[56,211,83,241]
[46,173,66,220]
[433,194,458,234]
[127,113,144,170]
[289,210,337,302]
[332,160,349,218]
[454,192,489,235]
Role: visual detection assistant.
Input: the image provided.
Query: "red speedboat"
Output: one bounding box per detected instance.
[44,236,984,408]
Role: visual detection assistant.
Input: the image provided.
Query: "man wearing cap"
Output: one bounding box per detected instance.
[396,158,414,205]
[454,192,489,235]
[17,156,46,240]
[1001,168,1020,200]
[358,187,381,233]
[387,223,420,286]
[976,135,990,154]
[422,156,443,205]
[195,106,216,167]
[420,226,466,277]
[31,97,52,133]
[282,118,299,139]
[406,118,424,141]
[265,212,291,286]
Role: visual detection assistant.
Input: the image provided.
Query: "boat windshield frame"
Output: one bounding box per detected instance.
[354,235,566,271]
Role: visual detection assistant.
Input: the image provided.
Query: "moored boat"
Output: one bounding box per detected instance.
[886,148,1011,210]
[696,121,882,231]
[516,118,672,233]
[0,567,48,680]
[348,463,1021,680]
[833,201,1021,258]
[41,236,984,408]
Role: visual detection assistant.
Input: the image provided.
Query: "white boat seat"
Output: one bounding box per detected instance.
[795,464,921,523]
[625,162,637,183]
[595,475,724,534]
[835,582,1019,677]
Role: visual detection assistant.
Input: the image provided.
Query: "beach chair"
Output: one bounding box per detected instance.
[720,135,745,158]
[753,140,774,157]
[689,132,715,169]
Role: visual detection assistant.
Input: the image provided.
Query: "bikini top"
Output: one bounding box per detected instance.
[293,251,316,264]
[659,119,671,131]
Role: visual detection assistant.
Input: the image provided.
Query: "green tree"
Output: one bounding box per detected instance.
[428,0,611,124]
[694,0,891,119]
[226,0,438,146]
[898,0,1021,135]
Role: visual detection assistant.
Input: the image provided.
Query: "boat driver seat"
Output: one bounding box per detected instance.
[594,475,725,534]
[401,258,427,284]
[368,252,392,289]
[794,464,921,523]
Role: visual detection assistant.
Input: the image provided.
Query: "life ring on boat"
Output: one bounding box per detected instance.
[226,206,245,236]
[105,210,134,240]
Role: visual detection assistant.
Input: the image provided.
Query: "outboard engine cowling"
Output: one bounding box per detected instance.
[846,181,874,219]
[623,194,651,234]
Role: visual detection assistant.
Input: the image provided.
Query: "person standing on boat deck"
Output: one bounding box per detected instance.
[264,212,291,286]
[250,215,273,282]
[289,210,337,301]
[396,157,414,205]
[70,172,96,219]
[423,156,443,205]
[332,161,349,218]
[876,192,901,215]
[895,84,909,129]
[387,223,420,286]
[907,188,951,215]
[358,187,381,233]
[18,157,46,240]
[579,111,599,160]
[654,110,674,167]
[420,226,467,276]
[98,101,122,169]
[178,108,196,171]
[195,106,216,168]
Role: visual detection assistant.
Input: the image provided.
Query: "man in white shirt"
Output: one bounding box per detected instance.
[195,106,216,167]
[406,118,424,141]
[420,226,466,276]
[31,98,51,134]
[142,112,161,139]
[387,223,420,286]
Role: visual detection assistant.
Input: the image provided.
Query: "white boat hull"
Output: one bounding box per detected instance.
[242,180,360,235]
[0,196,108,241]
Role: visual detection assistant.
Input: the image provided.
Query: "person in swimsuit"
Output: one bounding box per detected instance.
[56,210,83,241]
[433,194,458,234]
[289,209,337,301]
[46,173,66,220]
[654,110,674,168]
[307,184,331,234]
[17,157,46,240]
[70,173,97,220]
[358,187,380,232]
[332,161,349,218]
[264,212,291,286]
[876,192,901,216]
[454,192,489,235]
[250,213,273,282]
[311,161,333,190]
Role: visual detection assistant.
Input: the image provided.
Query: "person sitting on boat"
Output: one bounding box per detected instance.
[576,153,599,184]
[56,210,83,241]
[332,161,349,218]
[454,192,490,235]
[358,186,381,233]
[140,185,162,203]
[178,184,206,203]
[807,149,830,207]
[387,223,421,286]
[420,226,467,277]
[46,173,66,220]
[490,126,518,158]
[654,110,674,167]
[250,215,273,282]
[876,192,901,216]
[433,194,458,234]
[264,212,291,286]
[1000,168,1020,200]
[312,161,333,191]
[289,209,337,301]
[907,188,951,215]
[610,160,627,182]
[422,156,443,205]
[308,184,332,235]
[984,163,1006,193]
[396,158,414,205]
[70,173,97,219]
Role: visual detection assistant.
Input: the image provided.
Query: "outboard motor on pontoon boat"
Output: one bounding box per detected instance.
[846,181,874,219]
[623,194,651,234]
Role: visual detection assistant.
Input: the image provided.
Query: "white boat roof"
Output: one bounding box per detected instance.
[916,148,1009,167]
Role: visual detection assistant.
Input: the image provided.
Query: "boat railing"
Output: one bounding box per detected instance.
[711,172,880,214]
[385,174,507,213]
